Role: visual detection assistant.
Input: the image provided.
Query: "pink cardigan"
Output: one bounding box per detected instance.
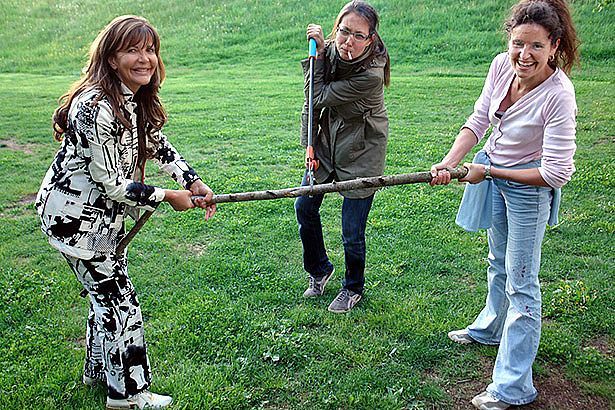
[463,52,577,188]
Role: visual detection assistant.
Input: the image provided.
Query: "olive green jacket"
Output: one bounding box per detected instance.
[301,43,388,198]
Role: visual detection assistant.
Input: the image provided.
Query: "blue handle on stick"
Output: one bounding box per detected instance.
[307,38,318,189]
[308,38,317,58]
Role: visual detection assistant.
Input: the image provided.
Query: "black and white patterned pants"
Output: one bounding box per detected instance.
[62,252,152,399]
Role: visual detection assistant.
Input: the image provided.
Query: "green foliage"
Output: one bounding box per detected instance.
[544,280,599,319]
[571,346,615,380]
[0,1,613,409]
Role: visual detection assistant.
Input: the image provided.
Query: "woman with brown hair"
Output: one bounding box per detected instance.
[36,15,215,409]
[430,1,580,408]
[295,0,390,313]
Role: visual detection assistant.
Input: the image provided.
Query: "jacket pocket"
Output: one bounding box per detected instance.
[43,190,119,254]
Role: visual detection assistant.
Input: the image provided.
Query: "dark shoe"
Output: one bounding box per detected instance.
[303,268,334,297]
[327,288,361,313]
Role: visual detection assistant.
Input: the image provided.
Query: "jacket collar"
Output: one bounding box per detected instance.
[119,82,136,104]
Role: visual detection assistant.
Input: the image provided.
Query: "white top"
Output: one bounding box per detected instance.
[36,84,201,258]
[463,52,577,188]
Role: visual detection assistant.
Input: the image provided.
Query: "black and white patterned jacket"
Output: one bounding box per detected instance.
[36,84,201,259]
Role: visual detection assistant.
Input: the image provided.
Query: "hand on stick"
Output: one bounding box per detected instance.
[306,24,325,56]
[459,163,487,184]
[190,180,217,220]
[164,189,196,211]
[430,162,454,186]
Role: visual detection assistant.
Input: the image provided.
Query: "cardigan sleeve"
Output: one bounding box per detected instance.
[538,86,577,188]
[462,54,505,141]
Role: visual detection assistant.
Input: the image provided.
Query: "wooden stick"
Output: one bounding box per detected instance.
[212,168,467,203]
[116,167,467,253]
[116,209,155,255]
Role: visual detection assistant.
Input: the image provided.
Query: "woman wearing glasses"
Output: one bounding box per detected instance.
[295,1,390,313]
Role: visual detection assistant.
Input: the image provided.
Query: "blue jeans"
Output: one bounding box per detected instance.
[467,178,552,405]
[294,173,374,294]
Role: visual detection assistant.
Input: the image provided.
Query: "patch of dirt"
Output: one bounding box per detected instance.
[524,365,611,409]
[182,242,209,256]
[18,193,38,205]
[430,358,611,409]
[0,193,37,216]
[73,336,86,347]
[587,335,613,356]
[0,139,34,154]
[435,356,493,409]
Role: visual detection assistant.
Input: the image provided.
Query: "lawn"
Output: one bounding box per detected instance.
[0,1,613,409]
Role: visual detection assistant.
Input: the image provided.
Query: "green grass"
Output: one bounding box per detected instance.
[0,1,613,409]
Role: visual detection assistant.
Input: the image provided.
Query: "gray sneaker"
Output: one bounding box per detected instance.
[303,268,334,298]
[327,288,362,313]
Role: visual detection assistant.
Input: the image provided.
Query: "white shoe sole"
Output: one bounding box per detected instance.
[448,329,474,345]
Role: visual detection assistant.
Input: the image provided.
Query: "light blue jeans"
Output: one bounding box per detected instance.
[467,177,552,405]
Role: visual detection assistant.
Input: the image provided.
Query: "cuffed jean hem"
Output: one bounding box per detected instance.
[466,329,501,346]
[486,386,537,406]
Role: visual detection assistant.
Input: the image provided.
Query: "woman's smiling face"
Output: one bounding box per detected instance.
[508,23,559,84]
[109,39,158,93]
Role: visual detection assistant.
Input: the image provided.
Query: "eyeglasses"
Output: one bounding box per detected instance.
[336,26,371,42]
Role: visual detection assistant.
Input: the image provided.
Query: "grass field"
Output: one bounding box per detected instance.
[0,1,613,409]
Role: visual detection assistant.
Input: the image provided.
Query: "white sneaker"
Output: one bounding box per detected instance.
[448,329,474,345]
[106,390,173,409]
[471,391,510,410]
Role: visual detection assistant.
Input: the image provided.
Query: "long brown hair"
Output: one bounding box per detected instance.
[52,15,167,158]
[505,0,580,74]
[327,0,391,86]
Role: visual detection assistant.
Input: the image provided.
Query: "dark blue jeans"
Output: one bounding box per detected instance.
[294,173,374,294]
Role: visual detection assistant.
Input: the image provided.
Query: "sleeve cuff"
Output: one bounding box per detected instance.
[152,187,166,203]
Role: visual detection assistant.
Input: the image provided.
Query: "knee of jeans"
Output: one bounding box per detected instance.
[342,224,365,242]
[342,235,365,252]
[506,287,542,318]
